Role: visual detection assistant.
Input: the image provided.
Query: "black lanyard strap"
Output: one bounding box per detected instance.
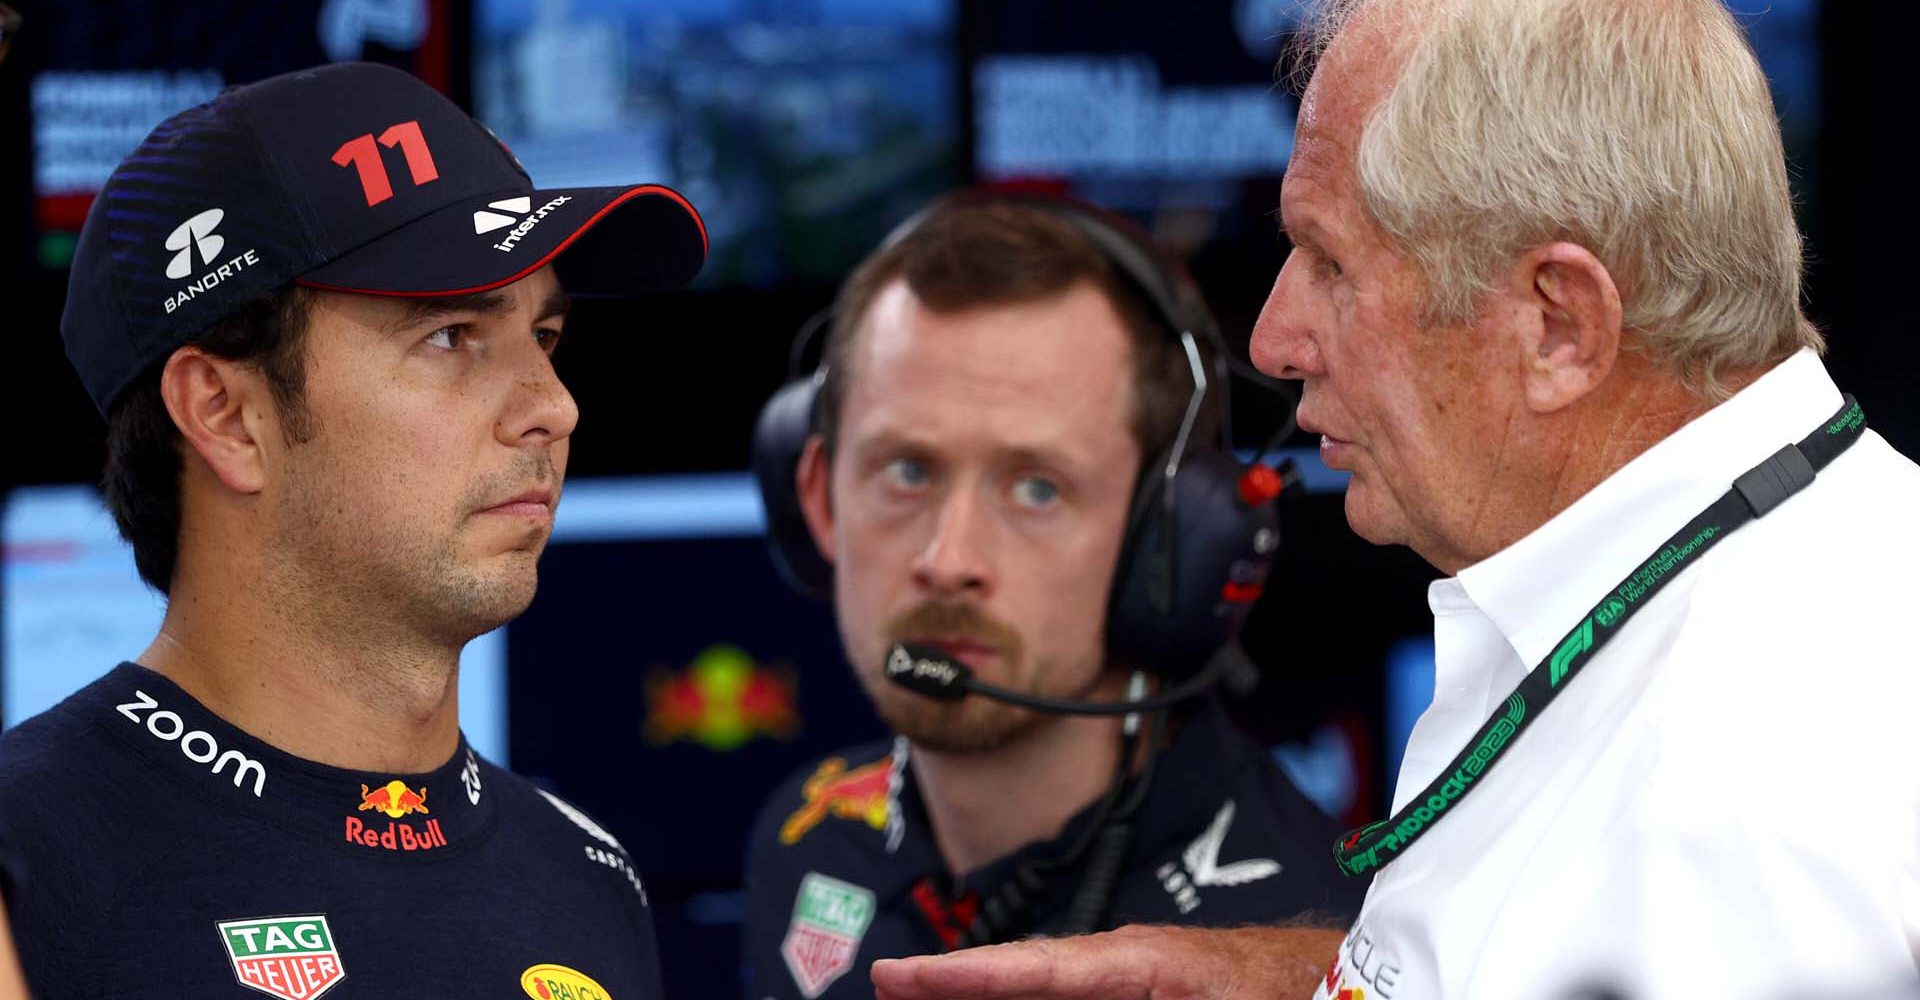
[1334,395,1866,878]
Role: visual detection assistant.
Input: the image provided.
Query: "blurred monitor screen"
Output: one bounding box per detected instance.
[25,0,454,268]
[963,0,1820,235]
[472,0,962,288]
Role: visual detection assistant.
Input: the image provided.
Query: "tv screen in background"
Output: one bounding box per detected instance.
[472,0,962,289]
[23,0,456,269]
[963,0,1820,252]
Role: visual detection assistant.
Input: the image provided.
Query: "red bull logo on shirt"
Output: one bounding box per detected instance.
[345,780,447,852]
[643,644,799,751]
[216,914,346,1000]
[358,780,428,818]
[779,755,893,845]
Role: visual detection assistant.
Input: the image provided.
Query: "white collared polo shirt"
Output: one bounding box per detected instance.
[1316,351,1920,1000]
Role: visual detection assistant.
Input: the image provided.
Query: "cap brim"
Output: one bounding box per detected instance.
[296,184,707,298]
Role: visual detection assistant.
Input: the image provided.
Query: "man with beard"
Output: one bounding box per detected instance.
[740,193,1363,1000]
[0,63,705,996]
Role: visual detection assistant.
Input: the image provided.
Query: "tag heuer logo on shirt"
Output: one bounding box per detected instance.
[216,915,346,1000]
[782,873,875,999]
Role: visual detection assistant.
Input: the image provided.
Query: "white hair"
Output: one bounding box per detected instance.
[1298,0,1822,398]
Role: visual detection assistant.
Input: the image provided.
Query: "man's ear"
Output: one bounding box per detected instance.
[157,346,276,495]
[795,435,837,567]
[1509,242,1623,413]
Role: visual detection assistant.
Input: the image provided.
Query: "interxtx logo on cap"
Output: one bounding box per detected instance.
[164,208,225,279]
[216,914,346,1000]
[473,194,572,252]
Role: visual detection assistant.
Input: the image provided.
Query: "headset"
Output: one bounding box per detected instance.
[751,192,1289,693]
[750,192,1297,946]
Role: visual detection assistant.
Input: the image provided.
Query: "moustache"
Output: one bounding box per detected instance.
[882,602,1024,664]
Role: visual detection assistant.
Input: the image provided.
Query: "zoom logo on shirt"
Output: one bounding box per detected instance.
[115,688,266,797]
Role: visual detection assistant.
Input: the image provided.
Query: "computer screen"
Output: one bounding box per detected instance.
[471,0,963,289]
[23,0,456,269]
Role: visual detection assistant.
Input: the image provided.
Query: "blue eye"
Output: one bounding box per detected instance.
[884,458,930,489]
[1012,477,1060,509]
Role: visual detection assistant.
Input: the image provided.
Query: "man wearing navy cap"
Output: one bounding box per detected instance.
[0,62,705,998]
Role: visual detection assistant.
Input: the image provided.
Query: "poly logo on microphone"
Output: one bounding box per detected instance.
[885,643,967,700]
[164,208,226,280]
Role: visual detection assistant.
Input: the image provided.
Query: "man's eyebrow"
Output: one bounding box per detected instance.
[394,291,513,329]
[534,288,571,323]
[391,287,572,329]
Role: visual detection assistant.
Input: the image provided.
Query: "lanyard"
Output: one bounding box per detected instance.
[1334,395,1867,878]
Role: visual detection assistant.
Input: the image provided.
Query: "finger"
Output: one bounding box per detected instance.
[870,935,1157,1000]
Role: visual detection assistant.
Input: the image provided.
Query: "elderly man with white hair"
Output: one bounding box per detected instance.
[868,1,1920,999]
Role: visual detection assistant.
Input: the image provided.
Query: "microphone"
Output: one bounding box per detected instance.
[884,641,1232,716]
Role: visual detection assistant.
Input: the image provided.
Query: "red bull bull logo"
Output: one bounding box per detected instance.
[358,780,428,818]
[779,755,893,845]
[345,780,446,852]
[644,644,799,751]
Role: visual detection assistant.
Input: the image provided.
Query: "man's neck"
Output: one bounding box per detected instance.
[1434,358,1768,574]
[139,552,465,774]
[909,677,1133,878]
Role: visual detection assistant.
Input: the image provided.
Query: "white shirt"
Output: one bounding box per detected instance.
[1315,351,1920,1000]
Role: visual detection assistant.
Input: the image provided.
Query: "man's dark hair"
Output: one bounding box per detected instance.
[816,196,1223,467]
[101,286,314,594]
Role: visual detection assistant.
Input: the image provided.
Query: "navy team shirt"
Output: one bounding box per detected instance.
[743,699,1367,1000]
[0,663,657,999]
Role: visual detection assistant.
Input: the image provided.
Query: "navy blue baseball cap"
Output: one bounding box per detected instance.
[61,61,709,415]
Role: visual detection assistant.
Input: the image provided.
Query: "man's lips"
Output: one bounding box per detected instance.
[1295,412,1355,468]
[908,636,1000,669]
[478,487,555,519]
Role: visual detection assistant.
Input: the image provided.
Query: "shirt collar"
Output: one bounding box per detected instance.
[942,698,1248,895]
[1451,348,1842,667]
[94,661,497,857]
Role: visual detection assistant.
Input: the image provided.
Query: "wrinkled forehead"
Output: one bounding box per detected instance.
[1297,1,1420,155]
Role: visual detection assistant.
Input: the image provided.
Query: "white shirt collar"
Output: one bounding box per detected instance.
[1447,348,1843,668]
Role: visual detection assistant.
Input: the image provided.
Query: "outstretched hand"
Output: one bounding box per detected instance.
[871,923,1345,1000]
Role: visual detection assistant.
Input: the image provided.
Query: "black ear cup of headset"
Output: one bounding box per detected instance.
[752,372,833,599]
[749,192,1286,688]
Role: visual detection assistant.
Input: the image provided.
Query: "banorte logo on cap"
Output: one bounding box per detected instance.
[164,208,225,279]
[160,206,263,315]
